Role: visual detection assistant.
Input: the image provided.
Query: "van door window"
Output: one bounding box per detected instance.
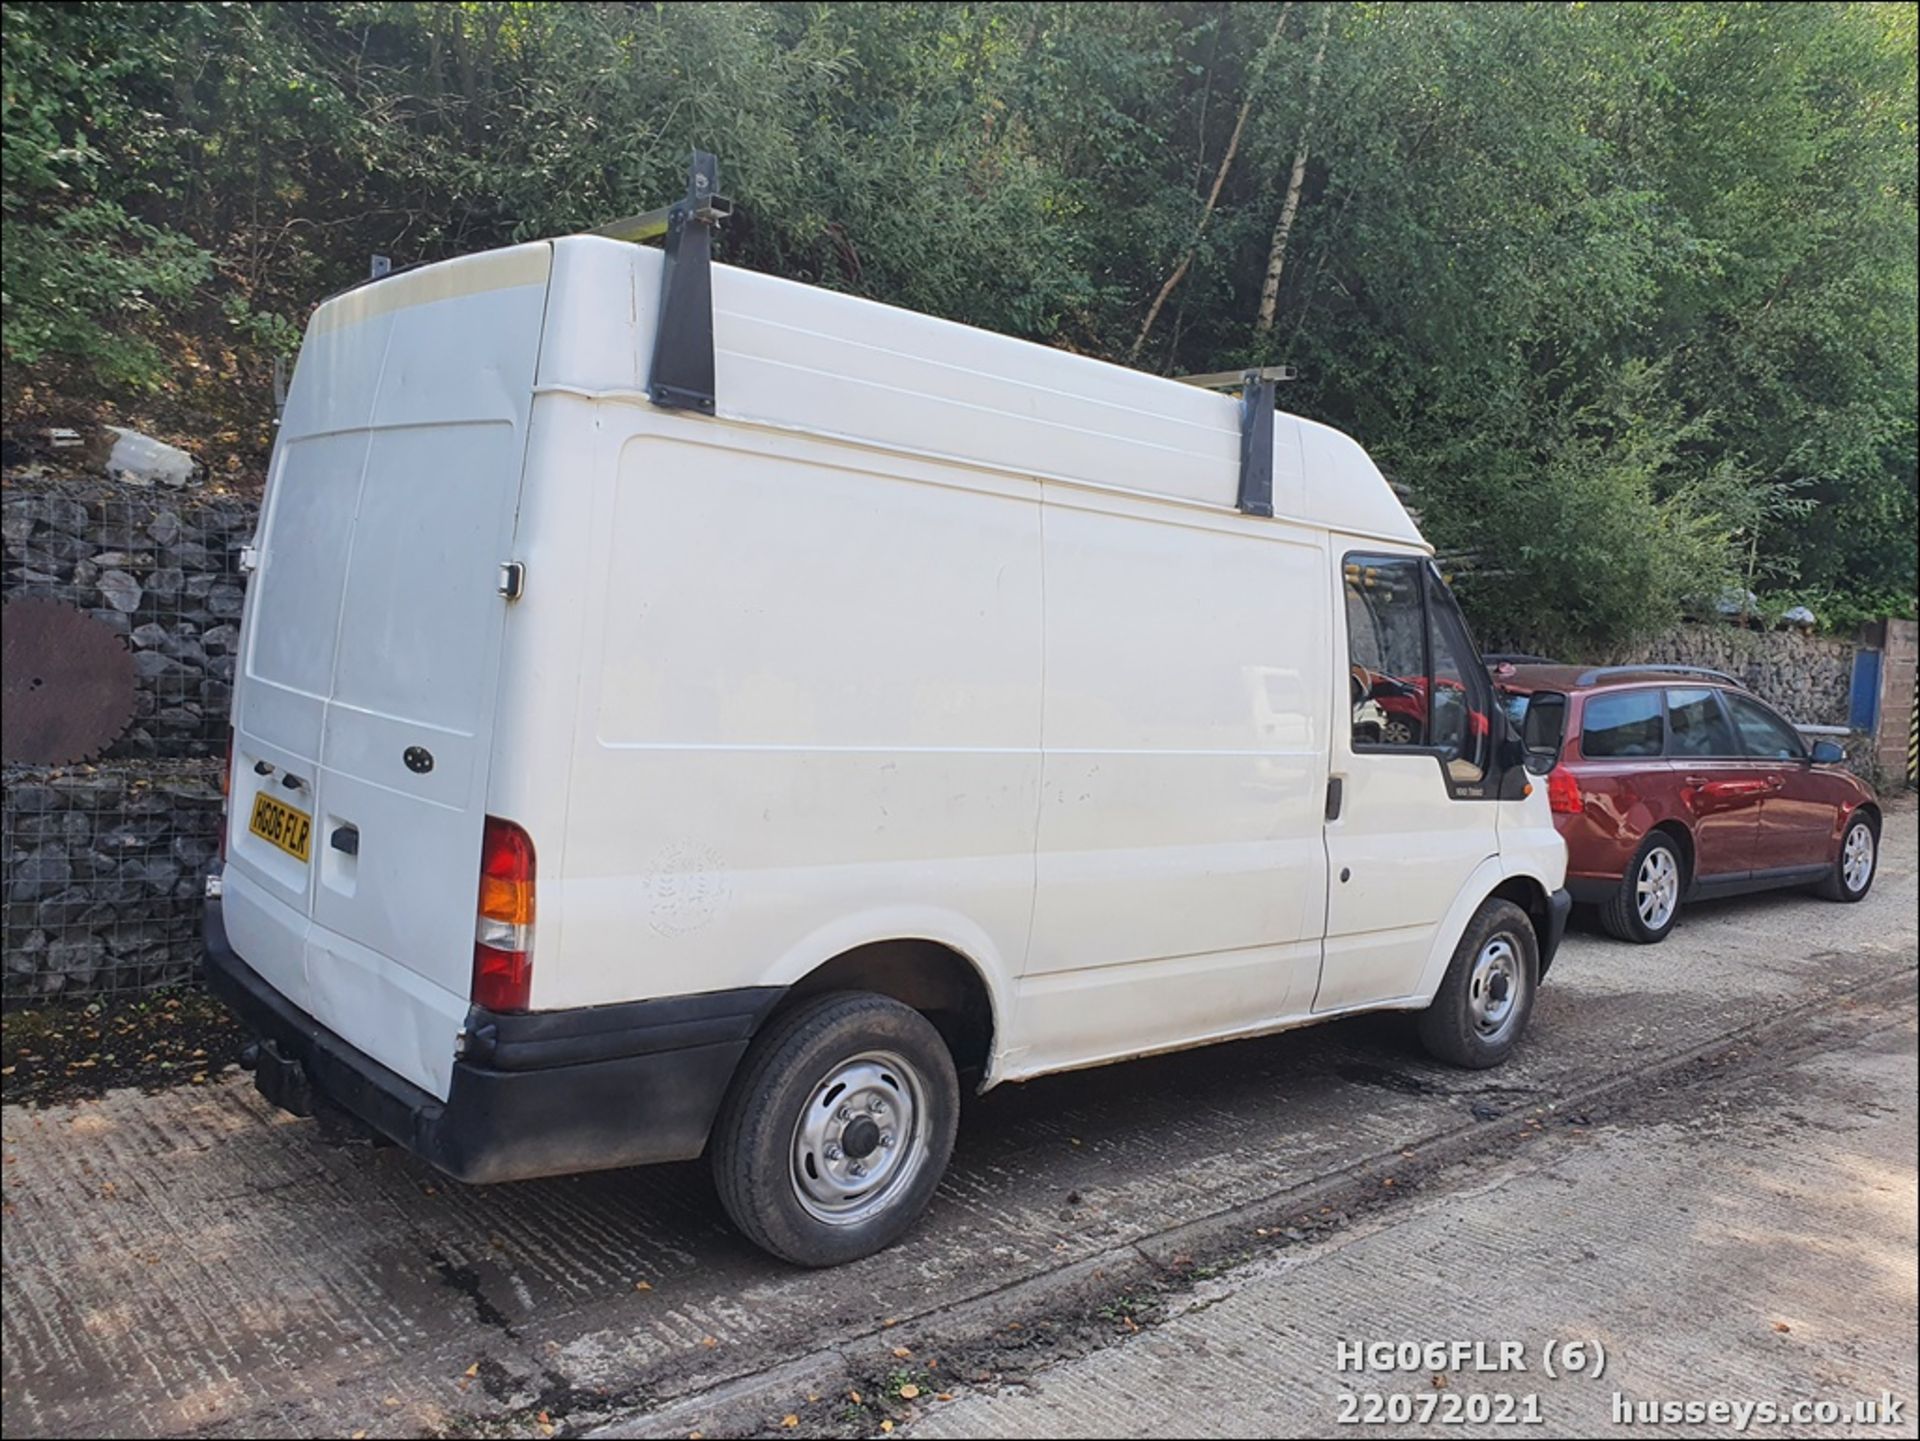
[1343,558,1429,750]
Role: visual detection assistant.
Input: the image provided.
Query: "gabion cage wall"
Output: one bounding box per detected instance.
[3,480,258,1002]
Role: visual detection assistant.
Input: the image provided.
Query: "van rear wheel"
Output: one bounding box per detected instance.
[710,992,959,1267]
[1417,898,1538,1069]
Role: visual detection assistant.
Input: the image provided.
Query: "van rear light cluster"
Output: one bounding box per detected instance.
[1546,766,1583,816]
[473,816,535,1012]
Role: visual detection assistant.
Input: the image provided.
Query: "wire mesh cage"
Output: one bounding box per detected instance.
[3,477,258,1002]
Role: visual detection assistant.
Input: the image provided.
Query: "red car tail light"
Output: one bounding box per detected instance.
[1546,765,1583,816]
[473,816,535,1012]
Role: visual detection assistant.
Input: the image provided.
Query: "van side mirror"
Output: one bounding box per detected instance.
[1809,739,1845,765]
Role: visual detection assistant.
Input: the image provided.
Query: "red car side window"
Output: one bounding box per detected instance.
[1723,692,1806,760]
[1580,690,1665,758]
[1667,688,1738,757]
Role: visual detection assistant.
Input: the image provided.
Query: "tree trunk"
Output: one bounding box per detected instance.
[1130,3,1292,363]
[1254,7,1332,341]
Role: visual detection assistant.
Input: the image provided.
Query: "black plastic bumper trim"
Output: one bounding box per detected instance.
[203,889,766,1183]
[1540,887,1573,974]
[463,985,783,1071]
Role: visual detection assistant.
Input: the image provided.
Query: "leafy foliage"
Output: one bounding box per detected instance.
[3,1,1914,643]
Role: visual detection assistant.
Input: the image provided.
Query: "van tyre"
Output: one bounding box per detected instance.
[1815,813,1878,902]
[710,992,959,1267]
[1417,898,1538,1069]
[1599,833,1683,943]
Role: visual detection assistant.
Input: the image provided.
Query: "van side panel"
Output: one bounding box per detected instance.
[1013,489,1330,1075]
[549,422,1042,1015]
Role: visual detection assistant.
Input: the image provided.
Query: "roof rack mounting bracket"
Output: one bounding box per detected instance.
[1177,366,1290,518]
[595,150,732,415]
[1237,370,1277,518]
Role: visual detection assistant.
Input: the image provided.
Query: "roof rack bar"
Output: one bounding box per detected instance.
[1177,364,1297,391]
[1574,664,1741,687]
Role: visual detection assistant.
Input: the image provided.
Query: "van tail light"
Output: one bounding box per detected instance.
[218,729,234,862]
[472,816,535,1012]
[1546,766,1583,816]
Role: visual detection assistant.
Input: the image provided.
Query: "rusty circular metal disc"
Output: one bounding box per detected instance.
[1,597,138,764]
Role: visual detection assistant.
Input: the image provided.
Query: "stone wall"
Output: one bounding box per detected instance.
[1524,623,1857,728]
[3,477,256,1000]
[3,483,256,757]
[2,761,223,999]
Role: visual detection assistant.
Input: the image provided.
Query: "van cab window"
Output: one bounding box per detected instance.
[1342,556,1491,785]
[1724,691,1805,759]
[1344,558,1429,749]
[1580,690,1665,757]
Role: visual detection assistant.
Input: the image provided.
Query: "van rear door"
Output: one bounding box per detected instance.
[224,244,551,1099]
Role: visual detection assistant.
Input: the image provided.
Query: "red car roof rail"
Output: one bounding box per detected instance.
[1573,664,1741,688]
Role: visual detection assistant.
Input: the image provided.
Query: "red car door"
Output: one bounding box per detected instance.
[1722,691,1837,874]
[1663,687,1764,879]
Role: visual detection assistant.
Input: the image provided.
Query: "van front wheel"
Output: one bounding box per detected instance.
[1416,898,1538,1069]
[710,991,959,1267]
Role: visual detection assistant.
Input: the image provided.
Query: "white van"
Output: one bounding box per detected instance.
[206,161,1569,1266]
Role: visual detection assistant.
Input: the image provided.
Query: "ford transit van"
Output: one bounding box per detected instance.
[206,167,1569,1265]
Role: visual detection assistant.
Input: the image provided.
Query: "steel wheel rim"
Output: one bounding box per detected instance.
[1843,824,1875,892]
[1637,846,1679,929]
[790,1050,929,1227]
[1468,933,1523,1039]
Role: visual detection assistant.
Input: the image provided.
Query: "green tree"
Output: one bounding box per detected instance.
[2,1,1912,640]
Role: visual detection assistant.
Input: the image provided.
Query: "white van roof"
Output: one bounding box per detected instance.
[310,236,1425,547]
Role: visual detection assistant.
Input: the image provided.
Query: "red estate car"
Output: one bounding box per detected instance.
[1496,664,1881,943]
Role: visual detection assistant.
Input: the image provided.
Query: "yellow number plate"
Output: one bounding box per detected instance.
[249,792,313,862]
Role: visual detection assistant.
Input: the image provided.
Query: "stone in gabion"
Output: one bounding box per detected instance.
[98,568,143,612]
[10,851,74,900]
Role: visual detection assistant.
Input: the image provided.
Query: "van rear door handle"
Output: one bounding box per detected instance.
[330,824,359,856]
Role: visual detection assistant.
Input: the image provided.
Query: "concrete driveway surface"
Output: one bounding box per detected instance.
[4,803,1915,1440]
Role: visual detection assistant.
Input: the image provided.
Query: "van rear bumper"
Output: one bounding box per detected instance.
[203,889,780,1183]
